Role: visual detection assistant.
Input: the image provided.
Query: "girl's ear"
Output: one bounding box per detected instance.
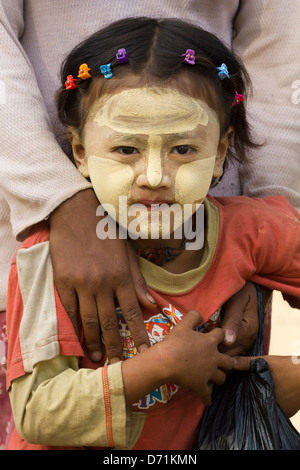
[214,126,234,179]
[67,127,90,177]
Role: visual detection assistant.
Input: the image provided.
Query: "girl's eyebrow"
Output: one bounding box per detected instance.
[162,130,206,142]
[110,133,147,143]
[108,129,207,146]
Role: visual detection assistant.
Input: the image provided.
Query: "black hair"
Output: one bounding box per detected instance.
[56,17,260,163]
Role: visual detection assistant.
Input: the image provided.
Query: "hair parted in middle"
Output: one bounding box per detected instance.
[56,17,260,164]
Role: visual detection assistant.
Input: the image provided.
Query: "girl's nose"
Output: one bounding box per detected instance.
[136,136,172,189]
[146,136,162,187]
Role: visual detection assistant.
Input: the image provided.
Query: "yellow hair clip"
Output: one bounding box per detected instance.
[78,63,91,80]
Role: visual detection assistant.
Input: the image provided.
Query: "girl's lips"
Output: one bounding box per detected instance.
[134,199,175,207]
[132,199,176,211]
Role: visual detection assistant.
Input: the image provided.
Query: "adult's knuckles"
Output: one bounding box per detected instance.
[82,317,100,330]
[123,305,143,323]
[133,274,147,291]
[64,306,77,320]
[53,271,74,289]
[100,318,119,331]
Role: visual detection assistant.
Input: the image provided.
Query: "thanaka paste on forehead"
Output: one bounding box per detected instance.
[93,87,209,134]
[91,87,211,189]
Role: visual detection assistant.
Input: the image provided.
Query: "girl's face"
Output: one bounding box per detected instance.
[70,86,232,243]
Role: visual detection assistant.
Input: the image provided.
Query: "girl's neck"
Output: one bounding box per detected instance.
[133,236,205,274]
[161,247,204,274]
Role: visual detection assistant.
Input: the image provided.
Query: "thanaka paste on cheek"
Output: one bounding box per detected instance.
[175,155,216,207]
[88,155,165,237]
[87,156,134,216]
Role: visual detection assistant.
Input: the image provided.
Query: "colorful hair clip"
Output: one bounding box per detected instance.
[116,48,128,64]
[100,63,113,79]
[217,63,230,80]
[78,63,91,80]
[233,90,245,106]
[182,49,196,65]
[65,75,78,90]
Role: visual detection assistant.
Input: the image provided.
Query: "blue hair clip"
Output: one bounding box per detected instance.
[100,63,113,79]
[217,63,230,80]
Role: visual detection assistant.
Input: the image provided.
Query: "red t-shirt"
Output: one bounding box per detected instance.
[6,195,300,450]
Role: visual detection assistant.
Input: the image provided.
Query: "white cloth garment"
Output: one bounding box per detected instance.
[0,0,299,309]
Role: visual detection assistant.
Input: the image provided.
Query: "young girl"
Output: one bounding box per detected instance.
[6,17,300,450]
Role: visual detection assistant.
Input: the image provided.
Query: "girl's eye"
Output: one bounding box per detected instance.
[115,146,139,155]
[172,145,195,155]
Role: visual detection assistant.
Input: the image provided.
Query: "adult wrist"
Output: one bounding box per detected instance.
[49,188,98,226]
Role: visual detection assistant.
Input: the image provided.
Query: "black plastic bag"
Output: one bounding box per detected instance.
[197,285,300,450]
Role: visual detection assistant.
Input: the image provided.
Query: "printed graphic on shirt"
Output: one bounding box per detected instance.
[112,304,222,411]
[162,304,183,325]
[196,308,222,332]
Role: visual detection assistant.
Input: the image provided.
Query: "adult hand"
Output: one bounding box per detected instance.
[234,355,300,418]
[49,189,155,363]
[219,282,261,356]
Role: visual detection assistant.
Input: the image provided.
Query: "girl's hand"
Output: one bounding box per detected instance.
[122,309,235,406]
[156,310,235,404]
[49,189,154,364]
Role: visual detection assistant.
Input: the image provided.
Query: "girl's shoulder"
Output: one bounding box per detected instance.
[207,194,299,221]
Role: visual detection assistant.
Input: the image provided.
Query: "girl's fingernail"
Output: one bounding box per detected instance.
[138,343,148,353]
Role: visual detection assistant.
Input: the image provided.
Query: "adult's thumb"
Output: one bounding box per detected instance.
[233,356,260,370]
[233,355,257,370]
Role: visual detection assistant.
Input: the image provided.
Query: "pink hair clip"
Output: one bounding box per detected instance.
[182,49,196,65]
[233,90,245,106]
[65,75,78,90]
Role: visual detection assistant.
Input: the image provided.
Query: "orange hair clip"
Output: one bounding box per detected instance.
[78,63,91,80]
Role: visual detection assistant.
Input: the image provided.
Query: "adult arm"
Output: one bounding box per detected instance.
[234,355,300,418]
[233,0,300,212]
[0,0,91,238]
[203,1,300,353]
[0,0,151,360]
